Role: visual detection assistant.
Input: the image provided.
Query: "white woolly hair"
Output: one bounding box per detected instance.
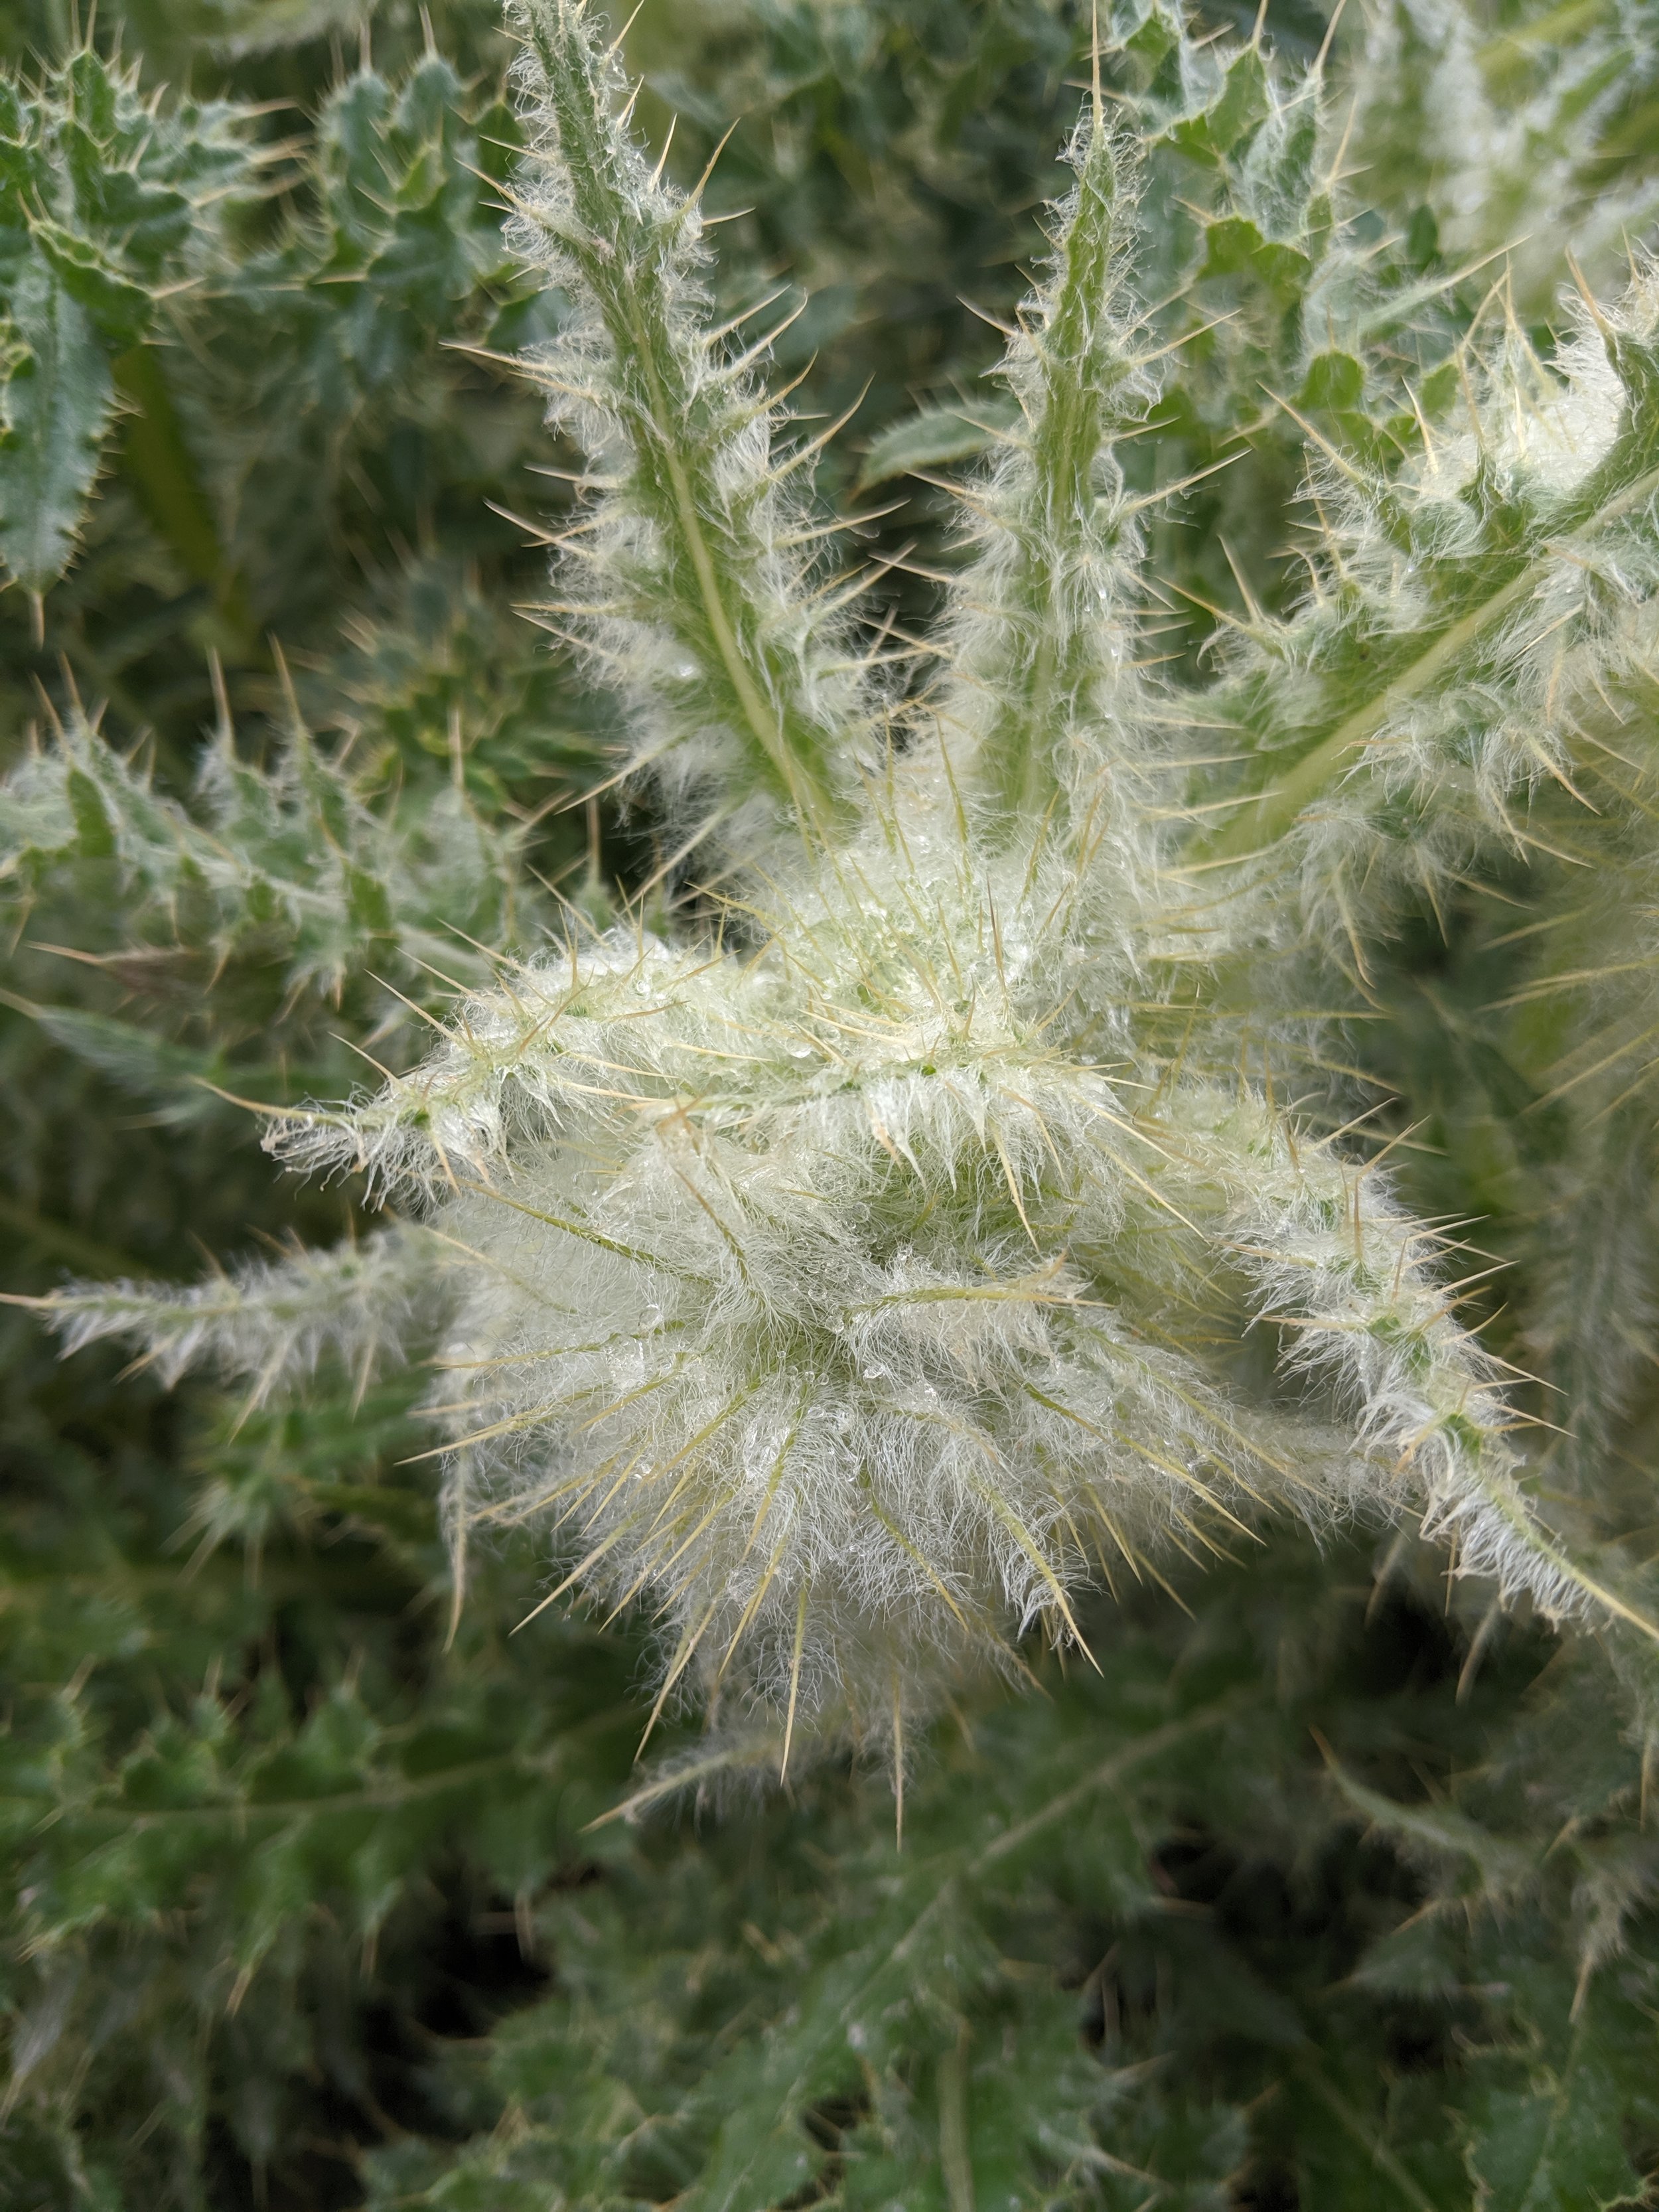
[42,1227,439,1400]
[496,0,881,859]
[1200,258,1659,960]
[1353,0,1659,314]
[254,778,1589,1744]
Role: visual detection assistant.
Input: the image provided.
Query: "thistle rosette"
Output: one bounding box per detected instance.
[27,0,1659,1773]
[54,788,1591,1749]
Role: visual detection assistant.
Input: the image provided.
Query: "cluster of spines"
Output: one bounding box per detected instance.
[500,0,875,855]
[29,1223,437,1402]
[937,90,1154,838]
[1350,0,1659,315]
[1194,268,1659,898]
[0,684,525,1008]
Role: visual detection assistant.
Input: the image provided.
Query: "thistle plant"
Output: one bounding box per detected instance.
[14,1,1659,2203]
[28,0,1659,1781]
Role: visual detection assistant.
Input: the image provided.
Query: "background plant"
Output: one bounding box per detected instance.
[7,2,1659,2209]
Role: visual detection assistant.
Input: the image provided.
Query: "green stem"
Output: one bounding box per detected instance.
[1298,2059,1443,2212]
[970,112,1127,830]
[938,2020,976,2212]
[522,0,845,836]
[112,345,256,656]
[5,1703,638,1832]
[0,1191,139,1277]
[623,279,821,822]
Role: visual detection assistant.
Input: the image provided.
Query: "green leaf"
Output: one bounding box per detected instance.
[1172,44,1269,159]
[62,763,116,855]
[3,997,332,1130]
[1465,2000,1654,2212]
[28,216,155,344]
[1325,1757,1536,1898]
[1299,349,1365,412]
[0,259,113,591]
[111,344,245,622]
[1197,212,1311,299]
[855,396,1021,492]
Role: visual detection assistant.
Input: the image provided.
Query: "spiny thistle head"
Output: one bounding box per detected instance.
[252,823,1573,1751]
[30,0,1659,1778]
